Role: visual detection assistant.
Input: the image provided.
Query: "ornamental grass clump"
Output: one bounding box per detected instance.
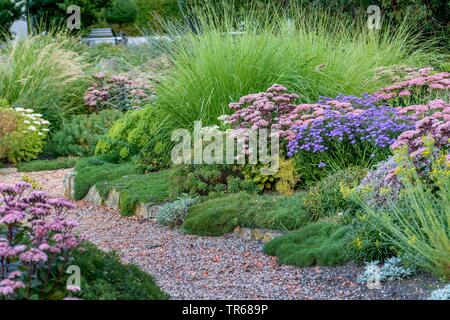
[356,150,450,280]
[0,182,81,299]
[0,33,89,129]
[155,4,439,129]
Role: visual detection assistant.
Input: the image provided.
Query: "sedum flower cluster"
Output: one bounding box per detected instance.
[84,72,152,111]
[0,182,80,299]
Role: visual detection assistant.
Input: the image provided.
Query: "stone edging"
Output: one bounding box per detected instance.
[63,171,161,219]
[63,171,283,242]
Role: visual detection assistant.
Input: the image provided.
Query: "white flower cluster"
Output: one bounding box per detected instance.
[14,107,50,136]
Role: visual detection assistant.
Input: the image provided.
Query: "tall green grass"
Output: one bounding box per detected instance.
[0,32,89,129]
[360,154,450,280]
[152,4,441,129]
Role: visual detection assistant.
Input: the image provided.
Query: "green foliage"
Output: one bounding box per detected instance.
[169,164,259,198]
[0,33,89,130]
[264,220,353,267]
[357,151,450,280]
[17,157,78,172]
[105,0,138,26]
[46,110,122,158]
[95,170,172,216]
[135,0,182,30]
[303,167,368,220]
[73,159,143,200]
[0,0,21,37]
[73,242,169,300]
[243,158,298,195]
[350,212,398,263]
[156,195,198,227]
[183,192,310,236]
[26,0,112,28]
[95,106,171,171]
[155,4,439,130]
[0,107,49,164]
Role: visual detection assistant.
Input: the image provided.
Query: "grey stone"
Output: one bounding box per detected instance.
[233,226,283,243]
[0,167,18,175]
[83,186,103,206]
[134,203,162,219]
[63,171,76,199]
[104,189,120,210]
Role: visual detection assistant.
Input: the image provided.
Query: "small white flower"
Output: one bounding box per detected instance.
[33,121,41,125]
[217,114,229,122]
[40,120,50,125]
[24,120,30,124]
[42,128,50,132]
[28,125,36,131]
[25,109,34,113]
[38,132,44,136]
[32,113,42,117]
[15,107,25,112]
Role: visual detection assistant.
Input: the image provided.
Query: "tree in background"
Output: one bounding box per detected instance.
[25,0,111,28]
[0,0,22,36]
[135,0,182,30]
[105,0,138,28]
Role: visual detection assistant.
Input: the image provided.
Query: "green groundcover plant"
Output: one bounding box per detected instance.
[264,220,353,268]
[17,158,78,173]
[183,192,310,236]
[73,159,143,200]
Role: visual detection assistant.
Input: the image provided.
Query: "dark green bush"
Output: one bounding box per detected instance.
[264,220,353,267]
[73,242,169,300]
[46,110,122,158]
[303,167,368,220]
[170,164,259,198]
[105,0,138,26]
[183,192,309,236]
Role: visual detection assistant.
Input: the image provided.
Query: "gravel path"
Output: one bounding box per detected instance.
[0,169,442,300]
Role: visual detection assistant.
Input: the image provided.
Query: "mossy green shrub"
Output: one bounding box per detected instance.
[95,106,171,170]
[95,170,172,216]
[73,242,169,300]
[73,159,143,200]
[170,164,259,198]
[264,221,353,267]
[303,167,368,221]
[183,192,309,236]
[45,110,122,158]
[17,157,78,172]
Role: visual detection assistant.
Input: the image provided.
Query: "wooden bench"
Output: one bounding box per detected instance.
[82,28,127,46]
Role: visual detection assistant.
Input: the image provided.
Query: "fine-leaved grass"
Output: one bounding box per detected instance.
[152,3,441,129]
